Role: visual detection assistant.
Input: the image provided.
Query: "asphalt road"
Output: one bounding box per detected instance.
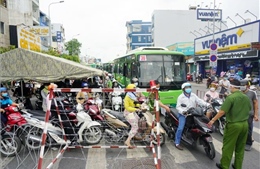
[2,82,260,169]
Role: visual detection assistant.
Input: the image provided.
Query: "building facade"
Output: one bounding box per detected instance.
[0,1,9,47]
[151,9,222,47]
[39,11,50,51]
[194,20,260,79]
[126,20,152,52]
[51,23,65,53]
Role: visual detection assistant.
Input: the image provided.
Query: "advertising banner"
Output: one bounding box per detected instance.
[28,26,49,36]
[17,25,41,51]
[197,9,222,21]
[194,21,260,55]
[167,42,194,56]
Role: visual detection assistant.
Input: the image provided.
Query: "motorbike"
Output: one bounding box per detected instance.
[196,74,203,84]
[205,94,225,136]
[0,129,22,157]
[101,99,166,146]
[160,104,216,159]
[186,73,193,81]
[111,91,123,111]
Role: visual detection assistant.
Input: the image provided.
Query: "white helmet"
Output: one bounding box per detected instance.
[181,82,191,89]
[246,74,250,77]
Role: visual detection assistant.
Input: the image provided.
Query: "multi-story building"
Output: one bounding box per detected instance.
[51,23,65,53]
[0,0,9,47]
[39,10,50,51]
[126,20,152,52]
[151,8,216,47]
[7,0,39,26]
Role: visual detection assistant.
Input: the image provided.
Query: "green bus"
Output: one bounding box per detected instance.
[102,62,113,73]
[112,47,187,106]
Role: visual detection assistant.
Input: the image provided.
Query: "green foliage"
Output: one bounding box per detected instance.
[65,39,82,56]
[41,49,80,63]
[0,45,15,54]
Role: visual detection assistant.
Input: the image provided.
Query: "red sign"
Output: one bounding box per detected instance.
[139,55,147,61]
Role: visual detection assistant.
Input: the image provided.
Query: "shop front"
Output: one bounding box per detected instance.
[194,20,260,79]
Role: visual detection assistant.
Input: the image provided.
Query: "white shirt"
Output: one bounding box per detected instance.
[176,93,208,115]
[219,79,230,88]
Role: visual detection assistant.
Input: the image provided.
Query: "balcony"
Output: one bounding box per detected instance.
[33,10,40,25]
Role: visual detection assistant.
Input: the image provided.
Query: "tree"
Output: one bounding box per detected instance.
[65,38,82,56]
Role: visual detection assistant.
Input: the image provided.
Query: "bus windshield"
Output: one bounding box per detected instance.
[139,55,186,83]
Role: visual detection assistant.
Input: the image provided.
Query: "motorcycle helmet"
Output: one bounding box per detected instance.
[81,82,88,88]
[131,77,138,83]
[0,87,7,93]
[209,83,218,89]
[126,84,136,89]
[181,82,191,90]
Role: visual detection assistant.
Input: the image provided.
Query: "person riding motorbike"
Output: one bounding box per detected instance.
[219,75,230,99]
[204,83,219,119]
[175,82,210,150]
[0,87,19,127]
[41,83,50,112]
[123,84,142,148]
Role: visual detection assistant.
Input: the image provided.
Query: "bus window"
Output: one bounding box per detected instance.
[123,63,128,76]
[131,62,138,78]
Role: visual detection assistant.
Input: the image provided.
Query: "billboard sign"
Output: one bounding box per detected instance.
[197,9,222,21]
[167,42,194,56]
[17,25,41,51]
[194,21,260,55]
[56,31,61,42]
[28,26,49,36]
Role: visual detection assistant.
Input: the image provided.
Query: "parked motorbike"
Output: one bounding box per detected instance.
[196,74,203,84]
[205,94,225,136]
[101,99,166,146]
[20,100,103,149]
[111,91,123,111]
[186,73,193,81]
[161,104,215,159]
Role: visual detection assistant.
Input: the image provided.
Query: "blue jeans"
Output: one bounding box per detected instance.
[175,113,186,145]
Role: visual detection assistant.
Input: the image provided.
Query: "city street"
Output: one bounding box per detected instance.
[2,81,260,169]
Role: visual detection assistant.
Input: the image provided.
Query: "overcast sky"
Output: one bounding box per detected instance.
[39,0,259,62]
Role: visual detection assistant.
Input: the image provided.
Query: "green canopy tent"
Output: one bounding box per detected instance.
[0,48,104,82]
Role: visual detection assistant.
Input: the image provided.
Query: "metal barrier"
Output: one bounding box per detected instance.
[196,90,206,99]
[37,87,162,169]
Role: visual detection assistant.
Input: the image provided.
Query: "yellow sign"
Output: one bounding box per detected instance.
[29,26,49,36]
[195,43,251,55]
[17,26,41,52]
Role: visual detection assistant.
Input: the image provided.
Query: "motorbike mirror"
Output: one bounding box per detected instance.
[206,94,211,97]
[181,104,187,107]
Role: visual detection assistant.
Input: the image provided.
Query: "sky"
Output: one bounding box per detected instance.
[39,0,259,63]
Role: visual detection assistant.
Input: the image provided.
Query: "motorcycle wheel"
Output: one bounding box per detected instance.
[218,120,225,136]
[0,135,22,157]
[150,133,166,146]
[203,141,215,159]
[25,127,43,150]
[83,126,102,145]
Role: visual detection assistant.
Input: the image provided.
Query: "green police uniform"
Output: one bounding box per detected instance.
[220,91,251,169]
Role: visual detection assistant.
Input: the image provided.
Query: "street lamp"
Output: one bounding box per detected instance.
[199,28,207,35]
[245,10,257,20]
[189,31,197,37]
[194,30,202,36]
[226,16,237,26]
[211,23,221,31]
[48,1,64,49]
[205,26,213,34]
[235,13,246,24]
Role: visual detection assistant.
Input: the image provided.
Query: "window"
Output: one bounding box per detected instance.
[138,36,141,42]
[0,22,4,34]
[148,36,151,42]
[148,26,151,32]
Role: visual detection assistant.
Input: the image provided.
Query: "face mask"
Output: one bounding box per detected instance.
[224,78,227,80]
[2,93,8,97]
[210,87,216,92]
[240,86,247,91]
[184,88,192,94]
[134,82,138,87]
[114,83,118,87]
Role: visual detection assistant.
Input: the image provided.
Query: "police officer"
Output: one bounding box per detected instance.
[208,79,251,169]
